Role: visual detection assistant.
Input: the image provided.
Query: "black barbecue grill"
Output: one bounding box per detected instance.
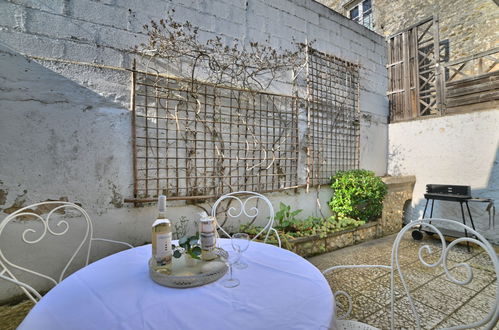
[411,184,495,244]
[424,184,472,202]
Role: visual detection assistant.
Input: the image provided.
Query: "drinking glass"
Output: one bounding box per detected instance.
[222,250,240,288]
[231,233,250,269]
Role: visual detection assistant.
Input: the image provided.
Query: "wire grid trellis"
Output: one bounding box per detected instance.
[132,72,300,200]
[306,48,360,186]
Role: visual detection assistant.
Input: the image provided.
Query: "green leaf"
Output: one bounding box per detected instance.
[178,236,188,245]
[188,246,202,259]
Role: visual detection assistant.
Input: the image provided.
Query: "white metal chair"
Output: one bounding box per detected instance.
[211,191,281,248]
[0,201,133,303]
[324,218,499,330]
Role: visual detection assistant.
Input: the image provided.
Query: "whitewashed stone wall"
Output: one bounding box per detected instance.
[0,0,387,301]
[388,110,499,244]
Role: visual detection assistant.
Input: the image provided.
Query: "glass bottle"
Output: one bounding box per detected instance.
[152,195,172,274]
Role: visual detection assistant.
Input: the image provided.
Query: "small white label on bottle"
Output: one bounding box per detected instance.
[155,232,172,264]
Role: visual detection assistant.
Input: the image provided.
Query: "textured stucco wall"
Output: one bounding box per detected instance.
[318,0,499,61]
[388,110,499,244]
[0,0,387,301]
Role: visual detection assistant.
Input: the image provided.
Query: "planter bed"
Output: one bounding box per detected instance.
[282,221,381,258]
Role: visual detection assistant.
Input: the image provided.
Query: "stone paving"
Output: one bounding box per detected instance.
[309,233,499,329]
[1,233,497,329]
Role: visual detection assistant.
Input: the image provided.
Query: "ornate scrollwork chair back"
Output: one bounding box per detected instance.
[323,218,499,330]
[211,191,281,247]
[0,201,133,303]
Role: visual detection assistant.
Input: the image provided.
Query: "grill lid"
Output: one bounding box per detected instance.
[424,184,472,201]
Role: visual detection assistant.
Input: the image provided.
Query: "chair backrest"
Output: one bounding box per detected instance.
[390,218,499,329]
[0,201,132,303]
[211,191,281,247]
[324,218,499,329]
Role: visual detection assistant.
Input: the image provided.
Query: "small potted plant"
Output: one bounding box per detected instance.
[173,234,202,266]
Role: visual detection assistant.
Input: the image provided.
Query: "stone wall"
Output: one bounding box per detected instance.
[318,0,499,60]
[0,0,388,301]
[381,175,416,235]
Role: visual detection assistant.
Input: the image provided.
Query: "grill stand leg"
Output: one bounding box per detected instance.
[465,201,476,231]
[423,198,429,218]
[460,202,471,252]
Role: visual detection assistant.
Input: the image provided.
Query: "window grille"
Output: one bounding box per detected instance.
[306,48,360,186]
[131,72,300,201]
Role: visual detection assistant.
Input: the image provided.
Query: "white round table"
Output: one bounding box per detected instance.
[19,239,334,330]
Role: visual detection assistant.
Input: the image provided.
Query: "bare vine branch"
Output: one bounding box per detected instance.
[135,9,307,90]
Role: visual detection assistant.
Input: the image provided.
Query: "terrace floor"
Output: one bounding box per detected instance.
[1,233,498,330]
[310,232,499,329]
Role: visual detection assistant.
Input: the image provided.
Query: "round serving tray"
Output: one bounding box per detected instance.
[149,248,228,288]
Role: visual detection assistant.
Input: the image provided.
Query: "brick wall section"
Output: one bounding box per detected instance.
[0,0,388,78]
[317,0,499,61]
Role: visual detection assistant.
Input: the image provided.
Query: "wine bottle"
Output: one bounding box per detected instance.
[152,195,172,274]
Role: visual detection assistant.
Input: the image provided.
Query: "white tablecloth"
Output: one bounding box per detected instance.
[19,239,334,330]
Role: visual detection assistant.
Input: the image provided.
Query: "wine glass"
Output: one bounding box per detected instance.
[231,233,250,269]
[222,250,240,288]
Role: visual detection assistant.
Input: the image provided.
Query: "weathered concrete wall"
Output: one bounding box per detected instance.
[0,0,387,301]
[318,0,499,60]
[388,110,499,244]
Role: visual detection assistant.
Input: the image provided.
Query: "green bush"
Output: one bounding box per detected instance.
[329,169,387,222]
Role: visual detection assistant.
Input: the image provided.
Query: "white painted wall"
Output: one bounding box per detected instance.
[388,109,499,244]
[0,0,387,301]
